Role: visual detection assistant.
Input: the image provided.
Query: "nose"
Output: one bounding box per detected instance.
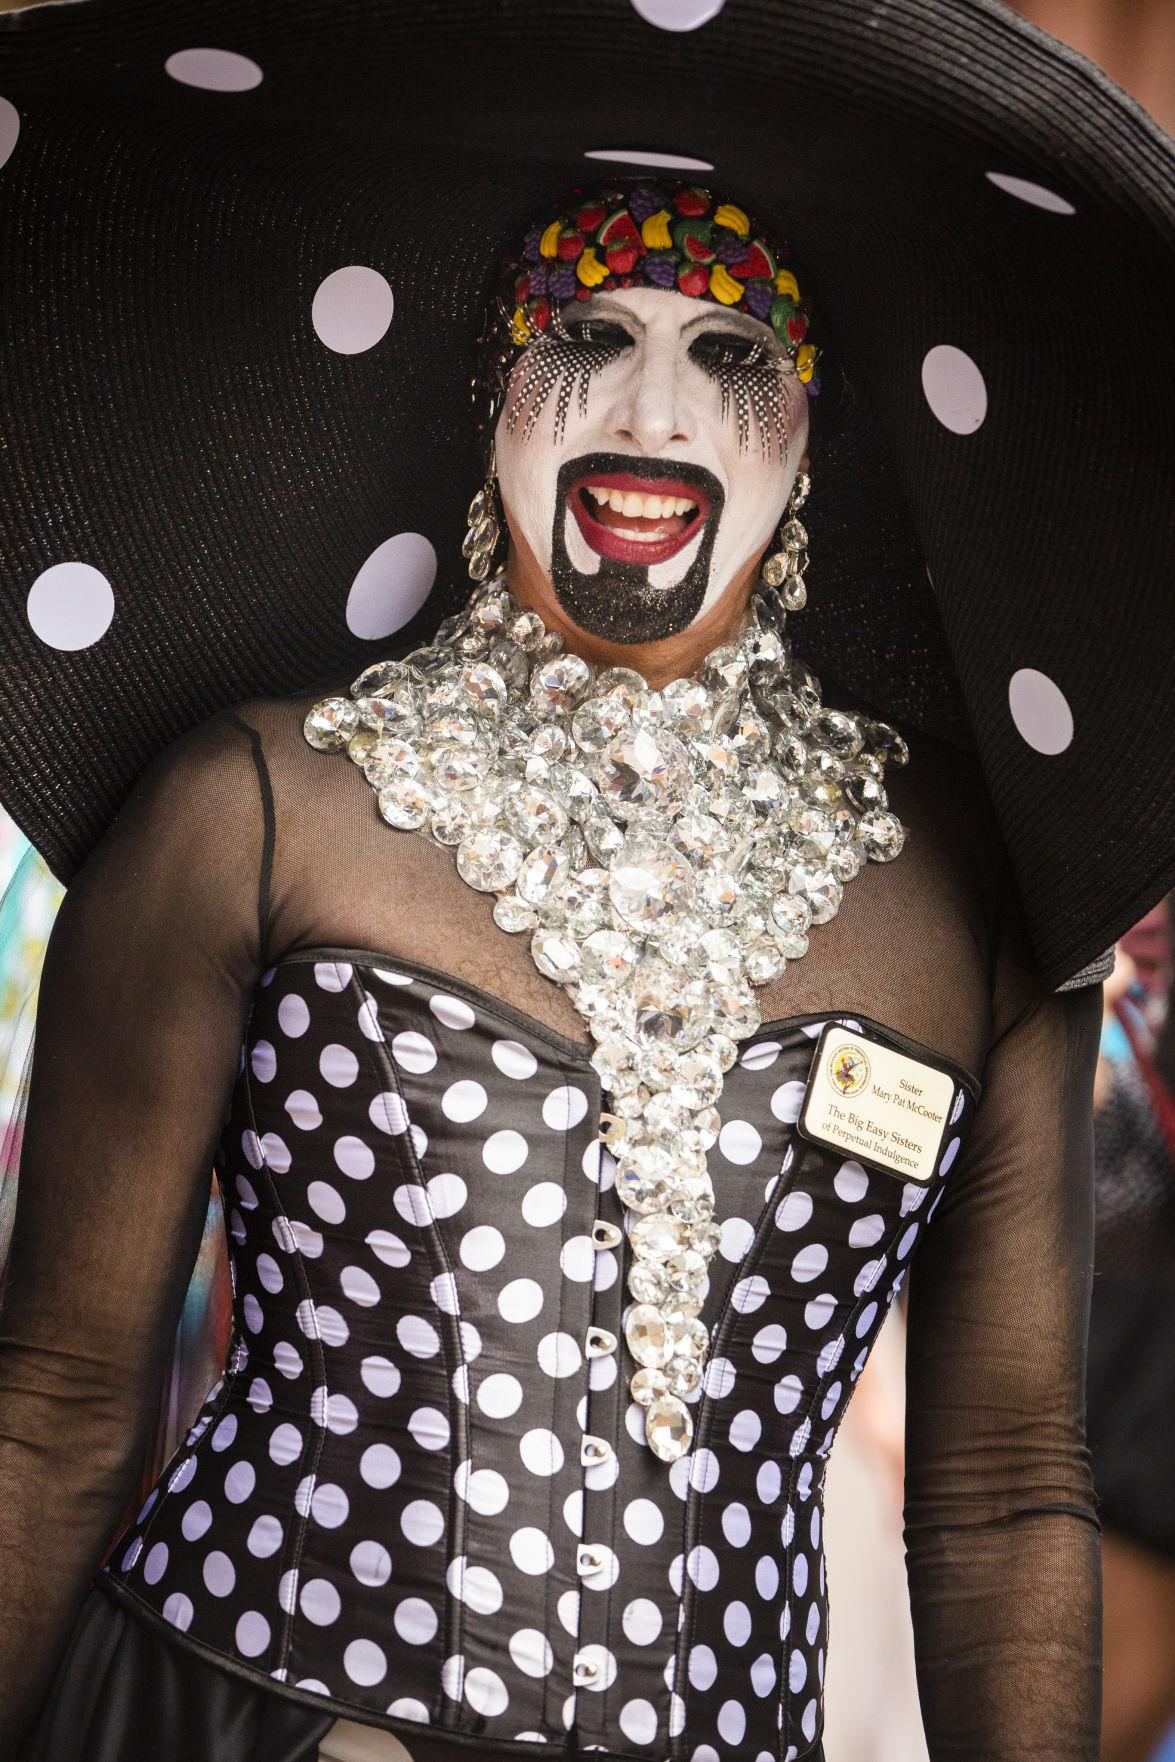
[603,329,695,455]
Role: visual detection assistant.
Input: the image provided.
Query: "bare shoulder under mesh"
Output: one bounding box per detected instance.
[248,687,1012,1075]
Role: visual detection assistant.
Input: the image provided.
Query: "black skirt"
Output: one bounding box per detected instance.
[22,1582,332,1762]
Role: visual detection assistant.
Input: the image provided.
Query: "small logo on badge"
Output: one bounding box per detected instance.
[827,1040,870,1097]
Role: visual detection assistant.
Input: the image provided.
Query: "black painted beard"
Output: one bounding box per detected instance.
[550,452,726,645]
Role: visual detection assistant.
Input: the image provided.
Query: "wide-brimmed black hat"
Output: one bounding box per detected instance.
[0,0,1172,988]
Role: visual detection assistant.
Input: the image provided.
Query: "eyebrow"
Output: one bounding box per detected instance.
[574,299,777,341]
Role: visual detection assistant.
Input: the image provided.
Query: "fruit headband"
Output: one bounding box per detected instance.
[472,177,820,439]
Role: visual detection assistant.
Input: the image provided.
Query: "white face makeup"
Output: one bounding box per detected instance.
[494,286,809,646]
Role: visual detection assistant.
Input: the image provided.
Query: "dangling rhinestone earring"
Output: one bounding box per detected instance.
[760,465,811,612]
[462,438,503,583]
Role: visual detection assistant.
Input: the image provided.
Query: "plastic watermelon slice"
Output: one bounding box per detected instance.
[729,240,776,281]
[598,208,641,249]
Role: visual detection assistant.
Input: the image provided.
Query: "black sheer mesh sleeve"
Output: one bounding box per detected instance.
[0,712,268,1758]
[903,900,1103,1760]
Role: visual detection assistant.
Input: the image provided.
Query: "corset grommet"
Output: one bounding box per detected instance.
[572,1652,602,1686]
[580,1434,613,1467]
[591,1219,623,1250]
[576,1544,606,1578]
[585,1326,617,1358]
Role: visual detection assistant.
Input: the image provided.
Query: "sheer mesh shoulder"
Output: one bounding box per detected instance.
[0,711,269,1754]
[0,686,1102,1758]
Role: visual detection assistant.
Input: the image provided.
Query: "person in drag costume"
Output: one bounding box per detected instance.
[0,3,1173,1761]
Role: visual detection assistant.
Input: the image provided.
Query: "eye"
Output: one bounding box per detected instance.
[689,329,768,371]
[559,317,634,350]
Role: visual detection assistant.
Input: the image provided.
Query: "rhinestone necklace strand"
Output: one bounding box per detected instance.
[305,577,907,1464]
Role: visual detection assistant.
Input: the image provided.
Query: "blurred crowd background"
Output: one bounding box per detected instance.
[0,0,1171,1754]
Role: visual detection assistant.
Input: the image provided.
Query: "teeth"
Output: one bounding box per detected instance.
[585,486,697,519]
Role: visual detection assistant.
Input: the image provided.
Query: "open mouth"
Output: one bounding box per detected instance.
[568,469,711,566]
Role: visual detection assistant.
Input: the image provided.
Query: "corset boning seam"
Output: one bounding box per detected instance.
[674,1112,818,1762]
[241,1013,331,1683]
[345,965,473,1730]
[775,1088,956,1746]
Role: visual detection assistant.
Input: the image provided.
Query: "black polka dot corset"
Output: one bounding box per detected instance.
[101,951,979,1761]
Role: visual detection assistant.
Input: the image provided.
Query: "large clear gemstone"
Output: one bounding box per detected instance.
[788,860,844,923]
[645,1394,693,1461]
[625,1304,674,1369]
[630,1366,670,1406]
[629,1214,690,1262]
[456,829,525,892]
[582,805,625,864]
[665,1356,703,1397]
[516,844,570,906]
[595,727,691,819]
[378,776,432,830]
[628,1263,669,1306]
[856,808,906,861]
[556,870,611,937]
[356,689,420,737]
[609,834,695,931]
[431,798,475,845]
[571,695,630,754]
[615,1141,678,1214]
[431,744,488,792]
[632,958,713,1050]
[493,895,539,933]
[580,928,638,983]
[460,662,508,717]
[670,812,727,867]
[660,678,714,736]
[351,659,407,699]
[530,929,582,982]
[502,781,569,845]
[363,736,421,787]
[530,653,594,717]
[305,697,360,751]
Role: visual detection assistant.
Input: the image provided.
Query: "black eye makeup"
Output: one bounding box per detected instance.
[503,309,796,459]
[503,311,632,446]
[688,327,795,461]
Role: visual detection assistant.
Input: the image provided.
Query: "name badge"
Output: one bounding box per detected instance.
[797,1021,957,1183]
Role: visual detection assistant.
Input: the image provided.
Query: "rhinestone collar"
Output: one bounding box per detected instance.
[305,579,907,1464]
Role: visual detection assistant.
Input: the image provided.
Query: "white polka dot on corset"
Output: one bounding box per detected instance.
[165,45,262,88]
[300,1577,342,1626]
[340,1265,380,1307]
[522,1181,566,1227]
[519,1428,564,1477]
[509,1526,555,1575]
[460,1224,505,1270]
[250,1041,276,1082]
[366,1228,409,1269]
[407,1406,449,1451]
[224,1462,255,1504]
[344,1638,388,1688]
[770,1080,805,1123]
[537,1331,582,1378]
[542,1083,589,1129]
[394,1597,439,1646]
[359,1356,400,1398]
[235,1611,271,1658]
[285,1090,322,1130]
[306,1182,346,1226]
[491,1039,539,1079]
[396,1315,441,1358]
[369,1091,410,1135]
[203,1550,236,1597]
[731,1275,769,1313]
[247,1514,283,1558]
[426,1172,467,1217]
[509,1628,554,1678]
[442,1079,488,1122]
[689,1644,718,1689]
[464,1665,509,1717]
[277,995,310,1038]
[483,1128,529,1173]
[400,1500,445,1546]
[791,1243,829,1283]
[755,1555,780,1599]
[333,1136,374,1179]
[350,1539,392,1587]
[476,1373,524,1419]
[499,1277,544,1323]
[181,1500,213,1542]
[319,1043,358,1087]
[447,1557,504,1615]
